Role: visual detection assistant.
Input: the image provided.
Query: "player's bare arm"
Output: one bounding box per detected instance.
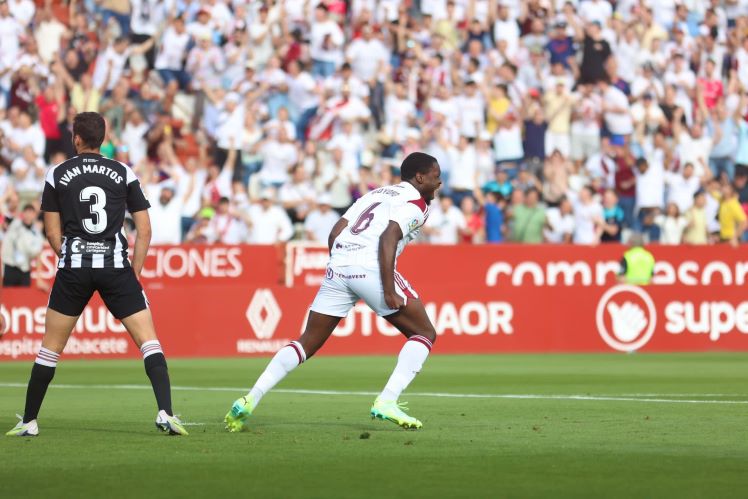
[43,211,63,256]
[379,221,405,310]
[130,210,152,279]
[327,217,348,254]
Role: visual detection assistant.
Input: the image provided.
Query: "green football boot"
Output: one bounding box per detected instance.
[370,398,423,429]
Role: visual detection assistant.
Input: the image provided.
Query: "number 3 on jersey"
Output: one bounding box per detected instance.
[350,202,381,234]
[80,186,107,234]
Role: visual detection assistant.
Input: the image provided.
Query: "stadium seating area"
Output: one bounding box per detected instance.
[1,0,747,246]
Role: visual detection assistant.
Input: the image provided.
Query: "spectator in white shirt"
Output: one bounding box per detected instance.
[656,202,688,245]
[245,188,294,244]
[11,145,43,203]
[327,120,364,173]
[7,0,34,28]
[286,60,320,140]
[7,111,45,159]
[92,36,155,93]
[310,4,344,78]
[147,183,185,245]
[424,195,467,244]
[0,1,24,64]
[34,7,68,64]
[155,16,192,90]
[257,127,299,188]
[304,194,340,242]
[207,196,247,244]
[672,108,713,178]
[279,164,316,223]
[455,81,485,139]
[665,162,701,213]
[599,79,633,139]
[544,196,575,243]
[573,185,604,244]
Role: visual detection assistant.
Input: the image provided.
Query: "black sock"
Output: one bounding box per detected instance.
[144,353,172,415]
[24,363,56,423]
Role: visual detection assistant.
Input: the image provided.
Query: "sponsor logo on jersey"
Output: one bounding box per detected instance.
[70,239,114,255]
[408,218,419,232]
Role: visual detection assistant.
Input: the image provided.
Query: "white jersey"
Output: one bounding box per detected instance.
[331,182,429,269]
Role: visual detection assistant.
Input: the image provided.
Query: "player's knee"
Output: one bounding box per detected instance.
[420,328,437,344]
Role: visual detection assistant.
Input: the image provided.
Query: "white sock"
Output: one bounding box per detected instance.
[35,347,60,367]
[140,340,164,359]
[247,341,306,410]
[379,335,433,402]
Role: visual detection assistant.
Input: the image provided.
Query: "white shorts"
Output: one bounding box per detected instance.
[310,264,419,317]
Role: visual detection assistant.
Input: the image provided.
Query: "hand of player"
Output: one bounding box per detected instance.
[384,290,405,311]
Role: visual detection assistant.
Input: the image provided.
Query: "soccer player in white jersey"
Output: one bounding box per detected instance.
[225,152,442,430]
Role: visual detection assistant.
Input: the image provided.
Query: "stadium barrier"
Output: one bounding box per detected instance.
[1,243,747,360]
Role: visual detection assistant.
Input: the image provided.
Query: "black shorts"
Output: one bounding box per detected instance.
[48,267,149,320]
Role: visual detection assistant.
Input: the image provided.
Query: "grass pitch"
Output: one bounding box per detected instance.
[1,353,747,498]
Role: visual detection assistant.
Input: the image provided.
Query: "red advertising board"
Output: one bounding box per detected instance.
[2,243,747,361]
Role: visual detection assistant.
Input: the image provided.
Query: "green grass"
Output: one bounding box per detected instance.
[1,354,748,498]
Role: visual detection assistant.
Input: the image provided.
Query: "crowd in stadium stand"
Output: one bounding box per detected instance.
[1,0,748,252]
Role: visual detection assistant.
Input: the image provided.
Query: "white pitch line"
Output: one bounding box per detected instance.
[0,383,746,405]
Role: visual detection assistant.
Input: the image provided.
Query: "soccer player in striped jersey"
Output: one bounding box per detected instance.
[225,152,442,431]
[6,112,187,437]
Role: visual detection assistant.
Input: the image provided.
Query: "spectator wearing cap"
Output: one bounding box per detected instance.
[244,188,293,244]
[546,20,575,70]
[304,193,340,243]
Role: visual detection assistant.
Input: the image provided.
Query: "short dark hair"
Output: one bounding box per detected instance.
[401,152,437,181]
[73,112,105,149]
[22,203,35,212]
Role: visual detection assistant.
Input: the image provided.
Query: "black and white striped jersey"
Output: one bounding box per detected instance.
[40,152,150,269]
